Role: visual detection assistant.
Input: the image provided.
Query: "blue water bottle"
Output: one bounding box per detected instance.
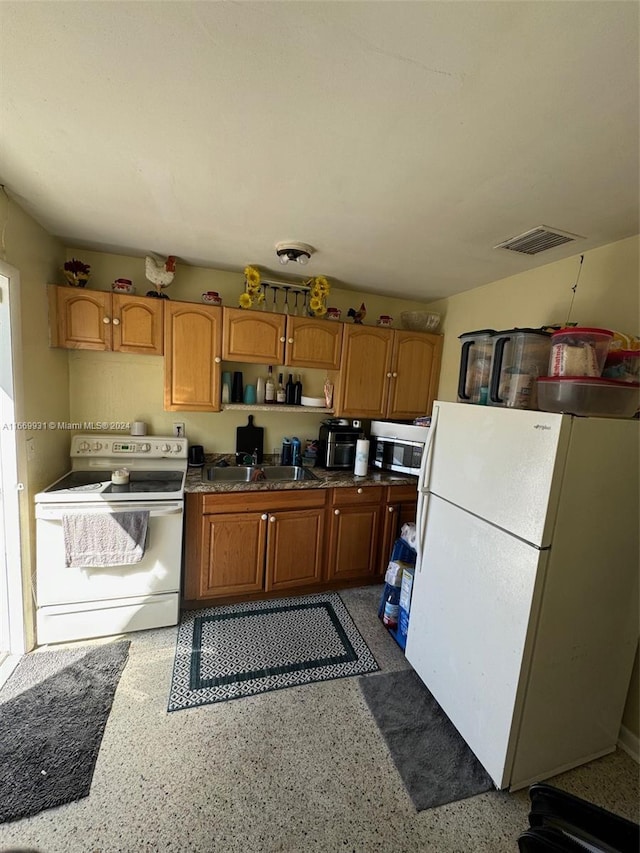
[291,437,301,466]
[281,438,292,465]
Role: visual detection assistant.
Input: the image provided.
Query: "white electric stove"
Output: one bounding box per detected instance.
[35,435,188,644]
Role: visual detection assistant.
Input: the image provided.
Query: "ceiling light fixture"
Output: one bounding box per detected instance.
[275,241,314,266]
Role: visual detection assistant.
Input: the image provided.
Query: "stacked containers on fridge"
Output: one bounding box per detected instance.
[488,328,552,410]
[457,329,496,404]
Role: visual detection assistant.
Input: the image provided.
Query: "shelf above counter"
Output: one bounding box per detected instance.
[221,404,333,414]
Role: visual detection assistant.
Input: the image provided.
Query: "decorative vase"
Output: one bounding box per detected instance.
[64,273,89,288]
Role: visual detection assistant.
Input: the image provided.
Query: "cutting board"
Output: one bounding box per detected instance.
[236,415,264,463]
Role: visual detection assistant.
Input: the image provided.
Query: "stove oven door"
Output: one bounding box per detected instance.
[35,500,183,643]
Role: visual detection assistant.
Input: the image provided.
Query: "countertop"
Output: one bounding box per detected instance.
[185,454,418,494]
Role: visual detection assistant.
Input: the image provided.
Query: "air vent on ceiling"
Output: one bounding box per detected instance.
[494,226,584,255]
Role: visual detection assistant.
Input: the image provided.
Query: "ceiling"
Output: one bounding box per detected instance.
[1,2,638,301]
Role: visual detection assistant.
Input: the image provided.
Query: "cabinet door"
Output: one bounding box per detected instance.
[379,485,417,574]
[327,487,382,580]
[222,308,285,364]
[335,325,393,418]
[112,294,163,355]
[164,302,222,411]
[285,316,343,370]
[265,508,325,591]
[56,287,112,350]
[199,511,267,598]
[387,331,443,420]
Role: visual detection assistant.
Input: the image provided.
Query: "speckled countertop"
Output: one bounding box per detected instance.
[185,454,418,494]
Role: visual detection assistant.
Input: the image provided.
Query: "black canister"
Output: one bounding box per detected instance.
[231,371,244,403]
[281,437,292,465]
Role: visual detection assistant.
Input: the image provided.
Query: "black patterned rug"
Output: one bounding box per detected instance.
[168,592,379,710]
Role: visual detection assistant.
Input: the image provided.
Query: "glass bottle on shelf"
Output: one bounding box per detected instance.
[276,373,286,404]
[265,366,275,404]
[285,373,295,405]
[294,374,303,406]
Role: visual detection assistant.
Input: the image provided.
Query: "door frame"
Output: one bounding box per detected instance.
[0,261,27,660]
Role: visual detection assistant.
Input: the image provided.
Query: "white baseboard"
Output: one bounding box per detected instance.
[618,725,640,764]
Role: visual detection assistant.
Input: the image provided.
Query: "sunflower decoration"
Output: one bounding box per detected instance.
[307,275,330,317]
[239,265,264,309]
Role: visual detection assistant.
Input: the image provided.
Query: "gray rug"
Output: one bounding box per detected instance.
[169,592,379,710]
[359,668,494,811]
[0,641,130,823]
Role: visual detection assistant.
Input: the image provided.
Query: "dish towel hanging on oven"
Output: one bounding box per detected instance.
[62,511,150,568]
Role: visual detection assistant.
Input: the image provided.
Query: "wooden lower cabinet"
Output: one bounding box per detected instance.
[184,490,327,603]
[326,486,383,582]
[265,507,325,592]
[378,485,418,574]
[184,484,417,605]
[198,511,267,598]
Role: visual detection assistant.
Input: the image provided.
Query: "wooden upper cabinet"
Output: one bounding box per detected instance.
[52,286,163,354]
[222,309,344,370]
[284,316,343,370]
[112,294,163,355]
[336,325,394,418]
[55,287,112,350]
[387,331,443,420]
[222,308,286,364]
[336,324,443,419]
[164,302,222,411]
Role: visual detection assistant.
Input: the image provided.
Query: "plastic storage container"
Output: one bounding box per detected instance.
[537,376,640,418]
[602,349,640,383]
[457,329,496,404]
[488,328,552,410]
[548,327,613,377]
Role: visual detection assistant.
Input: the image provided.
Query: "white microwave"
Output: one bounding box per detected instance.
[370,420,430,475]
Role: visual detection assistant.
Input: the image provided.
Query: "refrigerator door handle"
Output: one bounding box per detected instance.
[417,403,440,493]
[416,489,429,568]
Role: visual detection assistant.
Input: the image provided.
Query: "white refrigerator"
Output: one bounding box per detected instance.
[405,400,639,791]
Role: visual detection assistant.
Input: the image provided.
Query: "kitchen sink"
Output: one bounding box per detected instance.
[262,465,318,481]
[202,465,318,483]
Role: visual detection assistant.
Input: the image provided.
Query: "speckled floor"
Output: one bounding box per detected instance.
[0,586,637,853]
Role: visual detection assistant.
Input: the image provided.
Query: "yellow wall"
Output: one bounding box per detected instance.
[1,193,68,647]
[425,234,640,746]
[64,249,432,452]
[427,235,639,402]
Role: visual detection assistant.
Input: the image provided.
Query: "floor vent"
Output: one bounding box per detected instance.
[494,226,583,255]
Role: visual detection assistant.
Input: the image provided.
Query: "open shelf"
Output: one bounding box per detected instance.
[221,404,333,414]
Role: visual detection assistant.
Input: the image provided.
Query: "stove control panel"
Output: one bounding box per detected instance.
[71,435,188,459]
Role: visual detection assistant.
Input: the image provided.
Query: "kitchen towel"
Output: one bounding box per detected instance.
[62,511,149,567]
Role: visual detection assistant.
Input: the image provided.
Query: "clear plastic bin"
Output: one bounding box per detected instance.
[548,327,613,377]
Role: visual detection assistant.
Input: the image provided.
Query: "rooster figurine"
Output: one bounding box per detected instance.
[145,253,177,298]
[347,303,367,324]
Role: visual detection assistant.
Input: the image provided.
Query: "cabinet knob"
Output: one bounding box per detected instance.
[269,515,276,523]
[214,356,221,364]
[112,318,120,326]
[392,372,398,378]
[388,505,395,513]
[288,338,294,344]
[261,513,268,521]
[357,487,363,494]
[334,508,340,515]
[386,372,392,378]
[102,317,111,324]
[279,337,286,343]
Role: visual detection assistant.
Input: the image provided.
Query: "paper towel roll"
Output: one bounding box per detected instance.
[354,439,369,476]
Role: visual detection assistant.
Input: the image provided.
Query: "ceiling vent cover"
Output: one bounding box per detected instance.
[494,226,583,255]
